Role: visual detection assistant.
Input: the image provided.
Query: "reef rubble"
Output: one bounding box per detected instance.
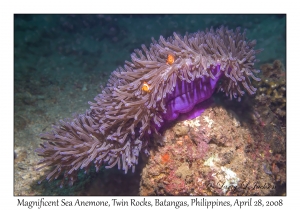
[140,100,286,196]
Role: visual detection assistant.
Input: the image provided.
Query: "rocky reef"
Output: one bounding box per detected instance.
[254,60,286,125]
[139,86,286,195]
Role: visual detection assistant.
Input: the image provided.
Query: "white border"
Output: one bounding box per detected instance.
[2,0,297,209]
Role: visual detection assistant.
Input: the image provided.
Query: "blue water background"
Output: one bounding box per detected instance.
[14,14,286,87]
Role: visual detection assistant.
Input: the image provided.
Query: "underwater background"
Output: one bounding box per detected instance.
[14,14,286,195]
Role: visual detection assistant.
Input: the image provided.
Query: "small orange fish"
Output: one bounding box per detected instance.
[166,54,175,65]
[142,82,150,92]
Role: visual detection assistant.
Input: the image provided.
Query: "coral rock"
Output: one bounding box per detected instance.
[139,105,286,196]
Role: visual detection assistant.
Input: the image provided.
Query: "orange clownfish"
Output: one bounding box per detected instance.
[142,82,150,93]
[166,54,175,65]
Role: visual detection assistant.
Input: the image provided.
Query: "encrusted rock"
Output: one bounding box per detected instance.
[140,105,286,196]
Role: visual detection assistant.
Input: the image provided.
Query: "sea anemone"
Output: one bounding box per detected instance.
[35,26,261,186]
